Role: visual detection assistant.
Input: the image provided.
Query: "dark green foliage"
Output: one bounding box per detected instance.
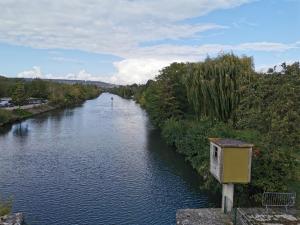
[161,118,187,146]
[185,54,254,123]
[143,63,190,127]
[0,109,13,124]
[118,63,186,127]
[11,82,27,106]
[109,85,135,99]
[48,83,101,106]
[162,118,296,203]
[102,55,300,205]
[12,108,33,118]
[110,63,190,127]
[236,68,300,149]
[143,81,182,127]
[0,108,33,125]
[0,196,12,217]
[249,147,296,202]
[0,76,20,97]
[26,78,49,98]
[0,77,101,107]
[0,78,101,126]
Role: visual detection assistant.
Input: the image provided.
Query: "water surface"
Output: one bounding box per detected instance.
[0,93,215,225]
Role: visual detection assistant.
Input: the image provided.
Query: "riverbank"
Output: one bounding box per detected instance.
[0,94,101,127]
[109,55,300,207]
[0,76,102,128]
[0,104,57,127]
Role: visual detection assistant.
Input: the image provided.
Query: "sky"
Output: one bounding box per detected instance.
[0,0,299,84]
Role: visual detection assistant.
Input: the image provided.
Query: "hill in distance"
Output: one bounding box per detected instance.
[0,75,118,89]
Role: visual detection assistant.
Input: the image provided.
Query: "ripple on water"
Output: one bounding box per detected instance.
[0,93,216,225]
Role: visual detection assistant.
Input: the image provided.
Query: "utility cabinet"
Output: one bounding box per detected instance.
[209,138,253,184]
[209,138,253,213]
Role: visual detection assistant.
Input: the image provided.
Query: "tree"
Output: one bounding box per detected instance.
[28,78,49,98]
[12,82,27,107]
[143,63,188,127]
[185,54,254,124]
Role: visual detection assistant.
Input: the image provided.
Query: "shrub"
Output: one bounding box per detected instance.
[0,196,12,217]
[12,109,33,118]
[0,109,12,124]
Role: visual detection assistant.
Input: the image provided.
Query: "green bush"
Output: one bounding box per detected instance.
[161,118,187,146]
[1,77,101,108]
[162,119,220,192]
[0,109,12,124]
[12,108,33,118]
[48,83,101,107]
[161,117,296,204]
[0,196,12,217]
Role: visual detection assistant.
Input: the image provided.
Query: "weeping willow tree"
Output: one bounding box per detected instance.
[185,54,254,123]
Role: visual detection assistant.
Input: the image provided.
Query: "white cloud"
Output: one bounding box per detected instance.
[0,0,249,57]
[112,58,175,84]
[17,66,44,79]
[16,39,300,84]
[131,41,300,59]
[15,61,172,85]
[50,57,84,65]
[16,66,115,83]
[65,70,100,81]
[235,42,298,52]
[2,0,299,84]
[15,41,299,85]
[112,41,299,84]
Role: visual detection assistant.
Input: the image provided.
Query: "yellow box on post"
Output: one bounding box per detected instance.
[209,138,253,184]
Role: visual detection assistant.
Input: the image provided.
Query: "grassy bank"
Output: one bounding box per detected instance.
[0,196,12,217]
[0,105,53,127]
[0,108,32,126]
[0,96,101,127]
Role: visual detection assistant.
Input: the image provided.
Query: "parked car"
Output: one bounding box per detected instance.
[27,98,48,105]
[0,101,9,107]
[0,98,14,108]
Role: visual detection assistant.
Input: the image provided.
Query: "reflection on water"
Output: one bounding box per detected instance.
[13,123,29,137]
[0,124,12,135]
[63,108,75,117]
[146,129,202,186]
[0,93,216,225]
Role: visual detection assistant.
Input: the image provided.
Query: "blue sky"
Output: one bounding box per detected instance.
[0,0,299,84]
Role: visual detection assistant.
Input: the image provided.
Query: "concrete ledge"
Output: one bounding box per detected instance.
[176,208,231,225]
[0,213,24,225]
[238,208,300,224]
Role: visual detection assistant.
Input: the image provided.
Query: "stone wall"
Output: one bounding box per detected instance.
[0,213,24,225]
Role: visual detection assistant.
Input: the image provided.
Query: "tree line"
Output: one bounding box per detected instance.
[0,77,101,106]
[110,54,300,206]
[0,77,101,125]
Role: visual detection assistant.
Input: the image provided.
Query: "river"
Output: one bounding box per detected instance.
[0,93,216,225]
